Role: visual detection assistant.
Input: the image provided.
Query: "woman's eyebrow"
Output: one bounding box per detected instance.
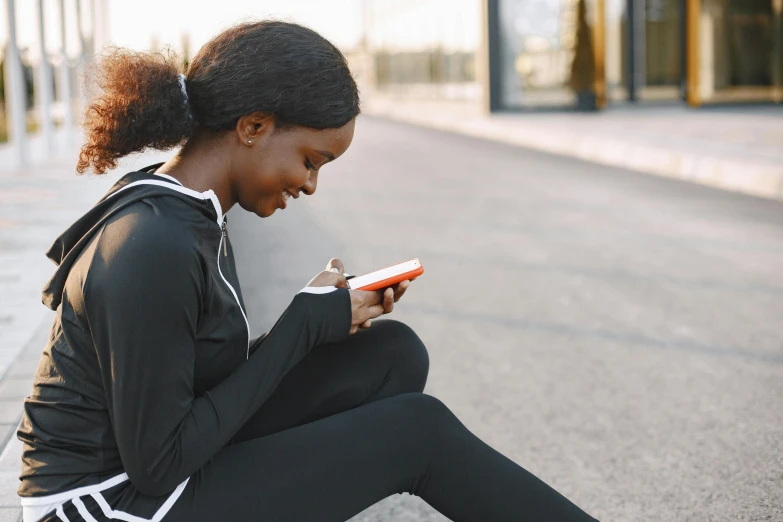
[316,150,335,162]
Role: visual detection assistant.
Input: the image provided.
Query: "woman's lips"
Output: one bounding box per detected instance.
[277,190,300,210]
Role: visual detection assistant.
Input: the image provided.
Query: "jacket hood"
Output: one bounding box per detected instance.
[42,163,224,311]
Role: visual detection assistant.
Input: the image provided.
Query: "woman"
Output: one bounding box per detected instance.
[17,20,598,522]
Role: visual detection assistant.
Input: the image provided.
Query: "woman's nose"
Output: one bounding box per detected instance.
[301,171,318,196]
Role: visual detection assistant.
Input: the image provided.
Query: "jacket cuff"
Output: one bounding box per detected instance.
[295,287,352,345]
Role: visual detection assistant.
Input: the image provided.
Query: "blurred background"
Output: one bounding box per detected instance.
[2,0,782,151]
[0,1,781,522]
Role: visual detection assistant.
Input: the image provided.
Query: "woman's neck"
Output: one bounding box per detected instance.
[155,133,236,216]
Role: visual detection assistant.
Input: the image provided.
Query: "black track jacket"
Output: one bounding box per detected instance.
[17,164,352,509]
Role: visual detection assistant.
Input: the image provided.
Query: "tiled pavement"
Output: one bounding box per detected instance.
[0,149,168,520]
[0,324,49,521]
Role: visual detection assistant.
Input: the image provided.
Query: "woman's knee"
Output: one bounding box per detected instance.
[373,319,429,393]
[392,393,458,439]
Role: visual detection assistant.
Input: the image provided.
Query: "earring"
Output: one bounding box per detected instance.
[247,139,252,144]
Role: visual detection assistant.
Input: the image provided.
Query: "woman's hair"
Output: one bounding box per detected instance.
[77,20,361,174]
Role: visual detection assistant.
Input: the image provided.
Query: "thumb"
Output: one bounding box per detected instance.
[326,258,345,274]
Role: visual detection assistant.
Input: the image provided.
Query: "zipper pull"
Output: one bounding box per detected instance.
[221,220,228,257]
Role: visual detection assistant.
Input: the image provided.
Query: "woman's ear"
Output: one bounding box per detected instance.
[235,112,275,145]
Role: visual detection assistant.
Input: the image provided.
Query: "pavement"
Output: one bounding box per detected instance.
[361,95,783,202]
[0,146,169,521]
[232,117,783,521]
[0,115,780,521]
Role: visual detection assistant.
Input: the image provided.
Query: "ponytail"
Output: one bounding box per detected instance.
[77,47,197,175]
[77,21,360,175]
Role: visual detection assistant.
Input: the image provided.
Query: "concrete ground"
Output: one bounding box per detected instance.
[0,115,780,521]
[230,116,783,521]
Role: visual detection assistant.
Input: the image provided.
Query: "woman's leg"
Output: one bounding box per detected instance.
[231,319,430,443]
[167,393,598,522]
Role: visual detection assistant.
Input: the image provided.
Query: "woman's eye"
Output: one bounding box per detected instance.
[305,159,316,171]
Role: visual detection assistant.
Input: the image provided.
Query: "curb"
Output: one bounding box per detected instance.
[362,102,783,202]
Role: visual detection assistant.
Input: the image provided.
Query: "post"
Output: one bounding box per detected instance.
[679,0,688,100]
[36,0,55,157]
[627,0,636,101]
[593,0,607,108]
[4,0,28,167]
[774,0,782,103]
[58,0,74,148]
[686,0,701,107]
[632,0,646,97]
[484,0,502,112]
[478,0,491,113]
[74,0,88,113]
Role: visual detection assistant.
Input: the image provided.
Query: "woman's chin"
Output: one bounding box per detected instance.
[257,201,280,217]
[240,199,277,218]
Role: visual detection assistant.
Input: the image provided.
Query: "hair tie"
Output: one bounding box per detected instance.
[178,74,189,106]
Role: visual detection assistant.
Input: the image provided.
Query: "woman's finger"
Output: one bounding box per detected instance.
[325,258,345,274]
[392,280,410,302]
[360,302,385,324]
[382,287,394,314]
[349,290,385,329]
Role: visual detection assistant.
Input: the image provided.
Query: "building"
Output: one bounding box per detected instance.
[356,0,482,102]
[358,0,783,111]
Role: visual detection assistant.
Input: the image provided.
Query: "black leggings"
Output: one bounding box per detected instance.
[161,319,598,522]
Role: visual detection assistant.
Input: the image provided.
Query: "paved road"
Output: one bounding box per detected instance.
[229,116,783,522]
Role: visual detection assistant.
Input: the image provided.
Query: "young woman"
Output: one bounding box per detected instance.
[17,20,598,522]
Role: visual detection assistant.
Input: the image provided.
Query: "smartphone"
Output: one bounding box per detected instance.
[347,258,424,291]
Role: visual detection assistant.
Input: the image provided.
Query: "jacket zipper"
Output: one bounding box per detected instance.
[112,180,250,359]
[221,219,228,256]
[216,216,251,358]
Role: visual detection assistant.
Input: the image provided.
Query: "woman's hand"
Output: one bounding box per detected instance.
[349,280,411,332]
[348,289,385,334]
[322,258,377,333]
[314,258,415,335]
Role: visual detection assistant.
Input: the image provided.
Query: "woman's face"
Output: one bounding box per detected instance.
[234,116,356,217]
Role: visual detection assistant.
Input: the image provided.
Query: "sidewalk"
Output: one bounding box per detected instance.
[0,148,168,520]
[361,95,783,201]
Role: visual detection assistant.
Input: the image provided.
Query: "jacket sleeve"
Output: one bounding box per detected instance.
[84,211,351,496]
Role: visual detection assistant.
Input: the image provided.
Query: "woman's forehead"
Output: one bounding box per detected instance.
[304,120,355,154]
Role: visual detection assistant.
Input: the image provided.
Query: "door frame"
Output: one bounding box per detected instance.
[625,0,689,102]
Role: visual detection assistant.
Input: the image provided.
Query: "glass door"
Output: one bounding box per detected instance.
[697,0,783,103]
[638,0,683,99]
[625,0,684,100]
[605,0,685,102]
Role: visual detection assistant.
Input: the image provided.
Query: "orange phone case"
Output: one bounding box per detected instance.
[352,261,424,291]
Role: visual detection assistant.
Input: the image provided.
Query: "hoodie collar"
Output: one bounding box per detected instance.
[41,163,224,311]
[106,163,224,224]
